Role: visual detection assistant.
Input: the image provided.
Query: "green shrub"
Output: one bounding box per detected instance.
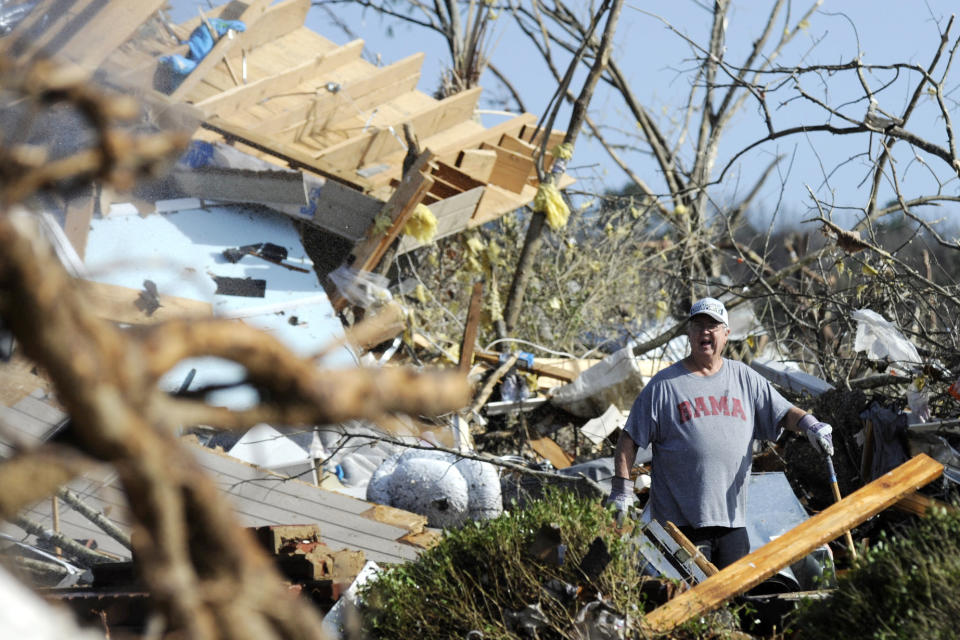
[358,489,651,639]
[791,507,960,640]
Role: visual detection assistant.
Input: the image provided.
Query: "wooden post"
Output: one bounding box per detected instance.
[643,454,944,634]
[458,281,483,374]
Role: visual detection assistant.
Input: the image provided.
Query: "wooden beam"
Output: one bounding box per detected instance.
[315,87,481,173]
[257,53,425,135]
[474,351,577,382]
[433,160,485,192]
[202,117,353,184]
[395,186,484,254]
[433,112,537,163]
[459,281,483,374]
[479,141,535,193]
[643,454,944,634]
[893,490,959,517]
[78,281,212,325]
[456,148,497,183]
[331,150,435,312]
[222,0,310,63]
[195,39,365,118]
[55,0,170,71]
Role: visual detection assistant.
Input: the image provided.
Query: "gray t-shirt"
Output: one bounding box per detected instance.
[624,359,792,528]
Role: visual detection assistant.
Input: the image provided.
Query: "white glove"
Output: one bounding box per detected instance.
[604,477,636,525]
[799,414,834,456]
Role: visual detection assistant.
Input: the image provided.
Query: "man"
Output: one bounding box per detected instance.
[607,297,834,569]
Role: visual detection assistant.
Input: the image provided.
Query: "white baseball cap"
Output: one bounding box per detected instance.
[689,297,728,325]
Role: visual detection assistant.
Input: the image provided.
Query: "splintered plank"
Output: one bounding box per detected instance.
[196,39,365,118]
[643,453,945,634]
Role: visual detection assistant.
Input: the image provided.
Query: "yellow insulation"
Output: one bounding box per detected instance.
[534,182,570,230]
[403,203,438,243]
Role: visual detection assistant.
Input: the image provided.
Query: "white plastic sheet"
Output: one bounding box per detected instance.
[851,308,922,375]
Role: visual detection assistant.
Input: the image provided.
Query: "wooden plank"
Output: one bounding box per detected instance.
[455,149,497,183]
[518,124,565,152]
[222,0,310,64]
[0,404,57,445]
[662,520,719,577]
[528,436,574,469]
[426,176,463,200]
[4,0,62,58]
[7,0,97,59]
[474,351,578,382]
[349,150,433,272]
[459,281,483,374]
[63,187,94,260]
[894,490,959,517]
[78,280,212,325]
[195,39,365,118]
[433,160,485,191]
[644,454,944,633]
[479,141,535,193]
[332,150,434,311]
[498,133,537,156]
[54,0,170,71]
[258,53,424,135]
[395,186,484,254]
[470,183,534,227]
[202,117,355,184]
[433,112,537,163]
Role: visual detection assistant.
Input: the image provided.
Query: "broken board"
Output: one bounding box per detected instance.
[643,453,944,633]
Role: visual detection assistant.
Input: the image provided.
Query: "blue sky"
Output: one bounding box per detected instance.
[172,1,960,233]
[315,1,960,232]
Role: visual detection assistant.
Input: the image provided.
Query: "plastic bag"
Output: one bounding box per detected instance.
[851,308,921,375]
[327,265,392,309]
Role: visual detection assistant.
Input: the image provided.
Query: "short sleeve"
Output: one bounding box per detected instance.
[746,366,792,441]
[624,383,658,448]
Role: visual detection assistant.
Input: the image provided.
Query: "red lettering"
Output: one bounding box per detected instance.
[694,396,709,417]
[709,396,729,416]
[731,398,746,420]
[677,401,693,423]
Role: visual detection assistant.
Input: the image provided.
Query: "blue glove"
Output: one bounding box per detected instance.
[798,414,834,456]
[604,477,636,525]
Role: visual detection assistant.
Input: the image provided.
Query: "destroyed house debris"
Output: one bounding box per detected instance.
[3,1,960,639]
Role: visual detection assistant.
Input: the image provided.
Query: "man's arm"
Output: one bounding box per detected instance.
[613,429,639,478]
[780,405,834,456]
[779,406,808,433]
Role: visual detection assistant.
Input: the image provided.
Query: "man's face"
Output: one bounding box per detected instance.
[687,314,729,360]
